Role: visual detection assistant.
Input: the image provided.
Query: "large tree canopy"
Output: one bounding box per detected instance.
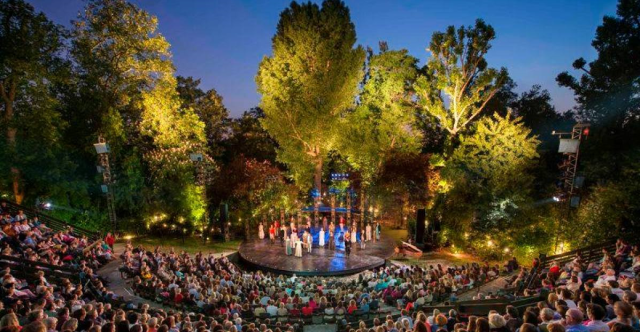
[0,0,68,204]
[340,45,422,186]
[256,0,365,191]
[415,19,509,142]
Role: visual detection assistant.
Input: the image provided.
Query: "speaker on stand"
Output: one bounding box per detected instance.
[220,203,229,242]
[416,209,426,244]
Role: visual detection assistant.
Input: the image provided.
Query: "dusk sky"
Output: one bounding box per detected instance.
[29,0,618,117]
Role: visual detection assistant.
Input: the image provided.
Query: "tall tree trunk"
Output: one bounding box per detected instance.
[359,186,366,230]
[313,155,322,191]
[1,81,23,204]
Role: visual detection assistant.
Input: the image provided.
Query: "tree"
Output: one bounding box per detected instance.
[443,112,539,237]
[415,19,509,144]
[176,76,229,157]
[256,0,365,191]
[340,45,422,224]
[221,108,277,164]
[556,0,640,183]
[70,0,209,227]
[0,0,67,203]
[450,111,540,197]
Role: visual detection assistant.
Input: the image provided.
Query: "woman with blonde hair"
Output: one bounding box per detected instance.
[488,313,508,332]
[0,313,20,329]
[61,318,78,332]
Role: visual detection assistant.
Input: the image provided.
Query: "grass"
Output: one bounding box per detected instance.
[117,236,241,254]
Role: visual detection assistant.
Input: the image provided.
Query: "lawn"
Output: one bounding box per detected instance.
[117,236,241,254]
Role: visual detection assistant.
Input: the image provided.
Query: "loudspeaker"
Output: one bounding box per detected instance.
[219,203,229,226]
[416,209,426,244]
[433,218,441,232]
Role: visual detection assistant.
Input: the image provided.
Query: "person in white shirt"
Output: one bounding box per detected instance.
[266,301,278,316]
[586,303,610,332]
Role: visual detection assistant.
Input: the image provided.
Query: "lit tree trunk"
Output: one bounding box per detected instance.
[359,186,366,231]
[0,81,23,204]
[313,154,323,191]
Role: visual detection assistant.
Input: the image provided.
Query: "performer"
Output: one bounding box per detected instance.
[294,237,303,258]
[280,224,286,246]
[328,225,335,250]
[319,227,325,248]
[360,229,366,249]
[366,223,372,242]
[339,217,345,232]
[302,230,308,250]
[269,224,276,244]
[322,216,328,231]
[285,236,292,256]
[305,230,312,253]
[350,226,357,245]
[375,222,381,241]
[344,230,351,257]
[259,221,265,240]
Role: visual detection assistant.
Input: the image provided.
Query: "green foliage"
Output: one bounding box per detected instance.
[450,112,540,195]
[0,0,72,203]
[340,46,422,185]
[69,0,211,230]
[415,19,509,138]
[256,0,365,191]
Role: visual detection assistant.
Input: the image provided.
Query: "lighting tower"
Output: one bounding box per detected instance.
[551,123,590,251]
[94,135,117,234]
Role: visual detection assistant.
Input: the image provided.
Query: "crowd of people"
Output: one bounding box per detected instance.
[123,238,508,329]
[0,202,638,332]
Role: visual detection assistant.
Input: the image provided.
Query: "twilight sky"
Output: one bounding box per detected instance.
[29,0,618,117]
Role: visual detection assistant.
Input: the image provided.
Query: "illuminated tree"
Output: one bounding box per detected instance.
[415,19,509,143]
[256,0,365,191]
[340,45,422,222]
[71,0,210,226]
[176,76,229,156]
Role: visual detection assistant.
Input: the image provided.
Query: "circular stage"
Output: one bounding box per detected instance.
[238,234,396,276]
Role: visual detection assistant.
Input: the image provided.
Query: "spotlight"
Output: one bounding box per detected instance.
[552,196,560,202]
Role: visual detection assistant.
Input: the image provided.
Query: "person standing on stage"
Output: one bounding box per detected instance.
[319,227,325,248]
[305,230,312,253]
[269,224,275,244]
[294,234,303,258]
[285,235,292,256]
[360,229,366,249]
[375,222,381,241]
[350,225,357,246]
[344,230,351,257]
[329,225,335,250]
[366,223,372,242]
[280,224,286,246]
[259,221,265,240]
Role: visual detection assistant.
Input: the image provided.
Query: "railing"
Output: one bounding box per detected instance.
[516,238,618,294]
[0,254,81,282]
[540,238,617,268]
[0,199,98,239]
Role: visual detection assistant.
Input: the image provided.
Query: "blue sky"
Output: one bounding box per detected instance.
[29,0,618,117]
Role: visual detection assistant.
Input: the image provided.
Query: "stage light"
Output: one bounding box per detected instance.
[487,240,494,247]
[503,247,510,253]
[552,196,560,202]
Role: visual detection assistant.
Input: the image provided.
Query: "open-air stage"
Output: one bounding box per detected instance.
[238,235,396,276]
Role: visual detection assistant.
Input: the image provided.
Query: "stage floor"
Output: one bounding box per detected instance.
[238,235,396,276]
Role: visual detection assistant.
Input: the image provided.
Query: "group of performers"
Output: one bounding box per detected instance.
[257,216,381,258]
